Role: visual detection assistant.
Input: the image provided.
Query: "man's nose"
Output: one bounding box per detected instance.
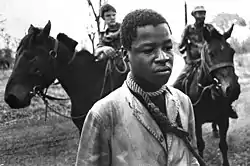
[156,49,167,60]
[155,49,170,63]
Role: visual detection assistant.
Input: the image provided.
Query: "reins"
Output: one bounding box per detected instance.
[99,50,129,98]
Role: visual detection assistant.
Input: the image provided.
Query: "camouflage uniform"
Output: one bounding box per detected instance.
[179,23,215,64]
[175,23,215,93]
[97,22,121,52]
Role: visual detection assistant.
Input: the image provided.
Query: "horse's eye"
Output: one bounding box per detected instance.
[210,52,215,57]
[34,68,39,73]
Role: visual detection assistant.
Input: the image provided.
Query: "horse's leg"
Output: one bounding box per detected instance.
[218,118,230,166]
[212,122,220,138]
[195,122,205,157]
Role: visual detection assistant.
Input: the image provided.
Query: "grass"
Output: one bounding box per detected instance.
[0,53,250,165]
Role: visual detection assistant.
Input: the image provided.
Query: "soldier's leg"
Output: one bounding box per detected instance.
[173,64,191,92]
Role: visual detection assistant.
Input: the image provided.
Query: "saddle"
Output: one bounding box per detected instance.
[180,59,201,94]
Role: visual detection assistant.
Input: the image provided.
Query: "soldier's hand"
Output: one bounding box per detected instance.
[103,46,116,58]
[94,46,116,61]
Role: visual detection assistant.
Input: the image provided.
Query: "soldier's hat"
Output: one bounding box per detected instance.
[191,6,206,16]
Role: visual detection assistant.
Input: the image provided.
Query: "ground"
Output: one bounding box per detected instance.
[0,54,250,166]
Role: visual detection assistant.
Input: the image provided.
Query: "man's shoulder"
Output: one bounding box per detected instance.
[89,86,127,116]
[167,86,190,101]
[204,23,215,30]
[167,86,193,113]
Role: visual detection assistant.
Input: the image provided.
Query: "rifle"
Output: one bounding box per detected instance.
[179,1,188,55]
[185,1,187,26]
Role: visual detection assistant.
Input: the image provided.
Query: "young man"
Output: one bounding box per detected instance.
[75,9,200,166]
[177,6,238,119]
[94,4,122,61]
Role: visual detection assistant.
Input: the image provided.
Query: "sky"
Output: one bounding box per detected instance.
[0,0,250,51]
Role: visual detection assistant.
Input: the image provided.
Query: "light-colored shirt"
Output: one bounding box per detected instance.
[75,83,199,166]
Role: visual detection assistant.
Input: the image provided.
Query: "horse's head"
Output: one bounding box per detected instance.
[201,24,240,100]
[4,21,70,108]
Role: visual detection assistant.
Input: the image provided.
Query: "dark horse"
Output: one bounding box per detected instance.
[173,25,240,166]
[4,21,128,135]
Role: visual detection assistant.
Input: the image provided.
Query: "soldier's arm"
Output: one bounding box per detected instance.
[205,23,216,32]
[179,25,190,51]
[97,32,105,48]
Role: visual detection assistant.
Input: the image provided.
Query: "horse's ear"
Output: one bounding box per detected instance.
[223,24,234,40]
[41,20,51,37]
[203,27,211,42]
[28,24,35,34]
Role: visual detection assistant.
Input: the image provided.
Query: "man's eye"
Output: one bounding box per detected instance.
[143,49,154,54]
[163,46,173,52]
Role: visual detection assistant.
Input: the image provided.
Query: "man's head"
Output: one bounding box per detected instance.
[121,9,174,90]
[100,4,117,27]
[191,6,206,24]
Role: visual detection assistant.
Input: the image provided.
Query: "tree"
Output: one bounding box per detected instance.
[0,15,17,69]
[211,13,246,32]
[86,0,108,54]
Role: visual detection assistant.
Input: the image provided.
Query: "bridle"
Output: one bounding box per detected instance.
[28,38,88,120]
[186,45,235,106]
[29,38,128,120]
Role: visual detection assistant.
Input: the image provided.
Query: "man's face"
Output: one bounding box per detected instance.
[103,10,116,27]
[128,23,174,87]
[194,11,206,23]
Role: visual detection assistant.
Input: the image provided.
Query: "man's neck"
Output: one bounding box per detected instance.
[194,21,204,28]
[131,73,164,92]
[107,23,119,31]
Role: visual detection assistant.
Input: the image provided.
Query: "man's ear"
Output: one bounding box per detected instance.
[122,49,129,62]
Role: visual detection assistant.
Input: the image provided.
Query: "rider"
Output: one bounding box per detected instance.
[178,6,238,119]
[94,3,122,61]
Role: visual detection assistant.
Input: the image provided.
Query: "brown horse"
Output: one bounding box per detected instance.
[4,21,128,135]
[173,25,240,166]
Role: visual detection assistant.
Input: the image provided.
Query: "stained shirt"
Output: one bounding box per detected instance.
[75,82,199,166]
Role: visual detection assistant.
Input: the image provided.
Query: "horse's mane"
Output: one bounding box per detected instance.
[203,26,224,42]
[56,33,94,62]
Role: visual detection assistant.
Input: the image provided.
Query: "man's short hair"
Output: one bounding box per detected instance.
[120,9,172,50]
[100,4,116,19]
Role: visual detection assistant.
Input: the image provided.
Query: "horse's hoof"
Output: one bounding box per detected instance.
[213,131,220,138]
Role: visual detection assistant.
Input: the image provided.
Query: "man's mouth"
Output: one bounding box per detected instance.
[154,66,172,73]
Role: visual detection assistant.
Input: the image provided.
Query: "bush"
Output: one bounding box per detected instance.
[230,37,250,54]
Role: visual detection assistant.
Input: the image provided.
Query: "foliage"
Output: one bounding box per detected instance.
[0,16,20,69]
[211,13,246,32]
[86,0,108,53]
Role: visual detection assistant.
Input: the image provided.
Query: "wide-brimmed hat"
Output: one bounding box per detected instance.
[191,6,206,16]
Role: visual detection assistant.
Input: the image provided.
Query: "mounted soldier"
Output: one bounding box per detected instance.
[94,3,122,61]
[176,5,238,119]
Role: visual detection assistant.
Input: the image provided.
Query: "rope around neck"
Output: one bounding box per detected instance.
[125,72,206,166]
